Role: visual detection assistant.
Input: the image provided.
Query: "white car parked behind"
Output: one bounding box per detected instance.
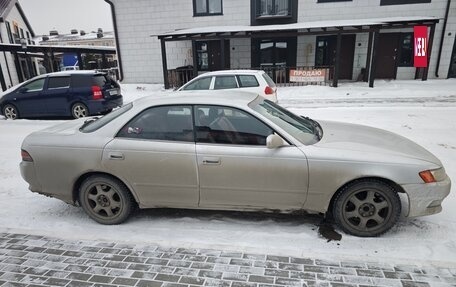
[177,70,278,102]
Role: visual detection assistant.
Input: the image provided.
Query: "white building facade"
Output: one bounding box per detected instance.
[106,0,456,86]
[0,0,37,90]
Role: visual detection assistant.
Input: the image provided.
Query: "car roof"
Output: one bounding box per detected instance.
[47,70,104,76]
[33,70,104,79]
[134,90,261,108]
[196,69,264,77]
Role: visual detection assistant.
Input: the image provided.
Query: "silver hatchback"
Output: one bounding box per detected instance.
[20,92,450,237]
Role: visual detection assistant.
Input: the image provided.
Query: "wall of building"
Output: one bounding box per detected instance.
[111,0,455,84]
[0,4,37,88]
[230,38,251,69]
[111,0,250,83]
[297,0,454,80]
[436,0,456,78]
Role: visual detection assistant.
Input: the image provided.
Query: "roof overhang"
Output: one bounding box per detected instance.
[0,43,116,54]
[156,16,440,41]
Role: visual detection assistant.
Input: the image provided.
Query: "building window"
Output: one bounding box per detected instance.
[380,0,431,5]
[398,33,414,67]
[26,31,31,45]
[256,0,291,18]
[5,22,13,44]
[251,0,297,26]
[196,41,209,71]
[317,0,352,2]
[193,0,222,16]
[13,22,20,43]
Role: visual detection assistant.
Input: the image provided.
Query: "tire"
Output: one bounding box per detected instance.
[79,175,133,225]
[332,179,401,237]
[3,104,19,120]
[71,102,89,119]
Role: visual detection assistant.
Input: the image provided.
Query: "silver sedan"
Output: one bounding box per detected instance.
[20,91,451,237]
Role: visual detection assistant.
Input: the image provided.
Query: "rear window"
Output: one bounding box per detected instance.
[237,75,259,87]
[93,74,110,87]
[48,77,70,89]
[262,73,276,88]
[80,103,133,133]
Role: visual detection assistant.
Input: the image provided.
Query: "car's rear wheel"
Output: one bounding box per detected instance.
[332,180,401,237]
[71,103,88,118]
[79,175,133,225]
[3,104,19,120]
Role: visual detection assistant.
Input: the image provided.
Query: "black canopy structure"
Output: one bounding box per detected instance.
[156,16,439,89]
[0,43,116,90]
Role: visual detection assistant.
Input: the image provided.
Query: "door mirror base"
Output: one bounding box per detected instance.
[266,134,284,149]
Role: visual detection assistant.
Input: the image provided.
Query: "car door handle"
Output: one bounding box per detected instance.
[202,157,221,165]
[108,152,124,160]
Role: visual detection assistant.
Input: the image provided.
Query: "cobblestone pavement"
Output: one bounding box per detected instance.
[0,232,455,287]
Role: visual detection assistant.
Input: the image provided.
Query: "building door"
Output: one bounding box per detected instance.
[375,33,400,79]
[315,35,355,80]
[208,40,230,71]
[196,40,230,72]
[449,38,456,78]
[252,37,297,83]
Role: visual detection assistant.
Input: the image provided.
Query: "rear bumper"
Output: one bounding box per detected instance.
[87,96,123,115]
[20,161,42,193]
[402,177,451,217]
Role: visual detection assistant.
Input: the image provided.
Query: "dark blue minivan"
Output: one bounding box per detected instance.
[0,71,123,119]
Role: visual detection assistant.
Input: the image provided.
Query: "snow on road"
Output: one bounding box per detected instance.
[1,79,455,267]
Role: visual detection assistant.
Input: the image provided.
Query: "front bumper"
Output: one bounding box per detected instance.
[402,177,451,217]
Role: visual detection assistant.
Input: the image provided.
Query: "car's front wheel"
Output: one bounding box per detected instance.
[79,175,134,224]
[332,179,401,237]
[71,102,88,118]
[3,104,19,120]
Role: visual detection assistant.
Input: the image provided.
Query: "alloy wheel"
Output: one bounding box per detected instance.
[3,105,18,120]
[333,180,401,237]
[72,103,88,118]
[79,175,133,224]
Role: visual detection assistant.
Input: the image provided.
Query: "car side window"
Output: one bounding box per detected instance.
[214,76,238,90]
[237,75,259,87]
[22,78,45,92]
[47,77,70,89]
[117,105,194,142]
[194,105,273,145]
[182,77,212,90]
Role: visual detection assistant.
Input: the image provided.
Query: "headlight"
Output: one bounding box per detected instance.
[419,168,447,183]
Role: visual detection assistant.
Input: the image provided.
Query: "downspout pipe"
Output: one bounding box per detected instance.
[104,0,124,81]
[435,0,451,78]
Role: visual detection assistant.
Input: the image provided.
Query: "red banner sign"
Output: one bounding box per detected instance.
[414,26,428,68]
[289,69,326,82]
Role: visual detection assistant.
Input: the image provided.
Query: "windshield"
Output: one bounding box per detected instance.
[80,103,133,133]
[249,99,321,145]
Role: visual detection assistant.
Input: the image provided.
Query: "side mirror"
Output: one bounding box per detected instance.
[266,134,284,149]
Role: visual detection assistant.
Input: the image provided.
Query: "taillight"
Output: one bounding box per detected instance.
[264,86,275,95]
[92,86,103,100]
[21,149,33,162]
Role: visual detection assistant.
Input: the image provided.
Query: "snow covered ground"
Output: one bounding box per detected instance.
[1,79,455,268]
